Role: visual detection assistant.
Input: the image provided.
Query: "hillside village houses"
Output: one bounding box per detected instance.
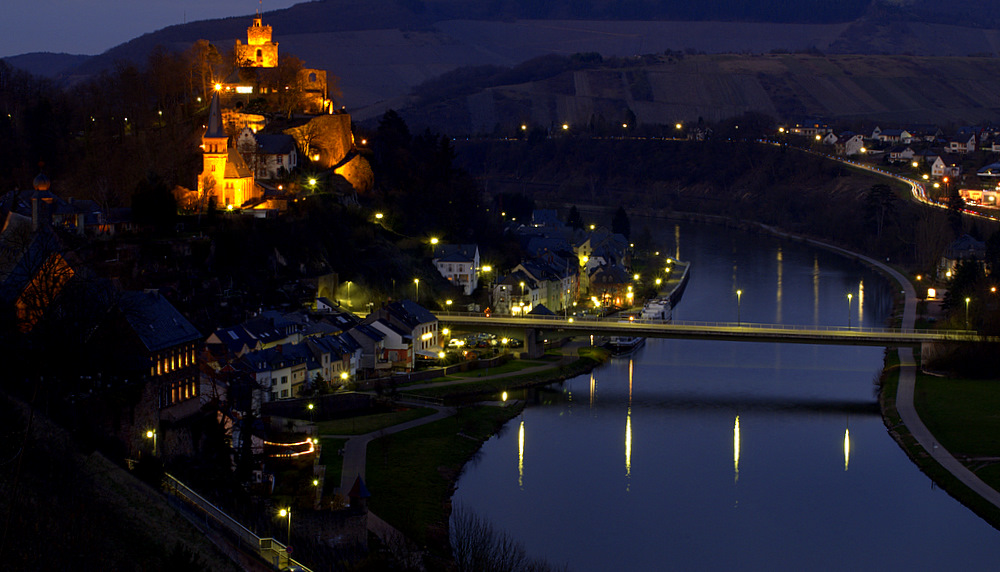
[490,210,630,316]
[432,244,480,295]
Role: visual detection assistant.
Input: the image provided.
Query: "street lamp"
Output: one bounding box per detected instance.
[346,281,352,307]
[414,278,420,301]
[847,293,853,328]
[278,507,291,545]
[736,289,742,326]
[308,403,314,422]
[145,429,157,456]
[965,297,971,329]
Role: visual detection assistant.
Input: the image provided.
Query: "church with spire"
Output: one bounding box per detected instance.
[197,91,259,210]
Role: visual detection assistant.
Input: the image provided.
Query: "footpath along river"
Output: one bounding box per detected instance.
[452,219,1000,570]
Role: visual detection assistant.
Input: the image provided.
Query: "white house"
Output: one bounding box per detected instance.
[236,127,299,179]
[432,244,480,295]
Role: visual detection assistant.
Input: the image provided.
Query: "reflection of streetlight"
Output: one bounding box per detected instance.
[145,429,157,456]
[736,290,742,326]
[278,507,291,545]
[847,293,853,328]
[966,297,971,329]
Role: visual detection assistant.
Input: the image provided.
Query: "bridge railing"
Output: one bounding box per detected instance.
[433,310,977,339]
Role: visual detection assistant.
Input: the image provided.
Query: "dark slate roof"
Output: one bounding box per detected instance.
[373,318,411,340]
[120,291,201,352]
[225,148,254,179]
[254,133,297,155]
[386,300,437,328]
[206,92,225,139]
[590,264,632,285]
[432,243,478,263]
[945,234,986,260]
[210,325,259,354]
[528,303,555,315]
[350,323,385,342]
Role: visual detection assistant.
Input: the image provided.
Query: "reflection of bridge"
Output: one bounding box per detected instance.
[437,312,980,360]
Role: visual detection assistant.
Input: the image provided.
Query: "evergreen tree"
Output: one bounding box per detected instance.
[566,205,584,230]
[612,205,631,239]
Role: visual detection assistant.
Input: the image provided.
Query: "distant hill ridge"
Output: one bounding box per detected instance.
[6,0,1000,118]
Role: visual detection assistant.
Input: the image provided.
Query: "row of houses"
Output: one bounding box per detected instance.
[205,299,440,409]
[490,210,635,315]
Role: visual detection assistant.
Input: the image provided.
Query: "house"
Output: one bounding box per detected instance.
[931,156,961,179]
[346,323,389,373]
[306,334,360,384]
[242,344,311,401]
[888,146,915,163]
[835,133,865,156]
[432,243,480,295]
[949,132,977,154]
[236,128,299,180]
[872,128,913,144]
[939,234,987,279]
[206,325,262,358]
[368,318,413,370]
[368,300,440,359]
[589,264,634,308]
[493,271,540,315]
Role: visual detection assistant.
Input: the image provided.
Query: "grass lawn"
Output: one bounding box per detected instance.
[316,407,435,435]
[365,404,523,552]
[319,437,347,497]
[883,351,1000,528]
[914,374,1000,470]
[449,358,546,378]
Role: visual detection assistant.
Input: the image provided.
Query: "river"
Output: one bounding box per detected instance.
[451,220,1000,570]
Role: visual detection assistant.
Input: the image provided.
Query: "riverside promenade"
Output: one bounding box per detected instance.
[761,224,1000,512]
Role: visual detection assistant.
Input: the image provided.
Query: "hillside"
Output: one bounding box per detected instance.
[0,393,241,571]
[394,52,1000,134]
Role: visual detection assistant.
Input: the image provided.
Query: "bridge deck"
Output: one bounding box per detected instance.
[437,312,979,347]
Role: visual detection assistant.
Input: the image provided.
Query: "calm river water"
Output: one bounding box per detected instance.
[452,220,1000,570]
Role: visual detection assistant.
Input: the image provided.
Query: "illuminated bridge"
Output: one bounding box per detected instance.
[435,312,982,360]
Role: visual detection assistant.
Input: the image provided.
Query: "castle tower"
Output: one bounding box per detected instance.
[235,13,278,68]
[198,92,228,200]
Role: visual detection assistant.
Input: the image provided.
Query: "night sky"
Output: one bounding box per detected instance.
[1,0,301,58]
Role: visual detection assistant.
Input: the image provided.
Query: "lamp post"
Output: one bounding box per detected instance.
[520,281,525,305]
[145,429,157,456]
[278,507,291,545]
[736,289,742,326]
[965,297,971,329]
[346,281,352,307]
[308,403,314,423]
[414,278,420,301]
[847,293,853,328]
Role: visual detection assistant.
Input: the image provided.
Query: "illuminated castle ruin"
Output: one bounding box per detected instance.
[235,15,278,68]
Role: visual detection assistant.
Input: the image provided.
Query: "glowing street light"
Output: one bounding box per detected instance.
[374,212,384,220]
[346,281,352,306]
[966,297,971,329]
[430,237,439,245]
[145,429,157,456]
[278,507,292,545]
[414,278,420,301]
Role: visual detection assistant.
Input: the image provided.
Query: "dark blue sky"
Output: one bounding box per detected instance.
[1,0,300,58]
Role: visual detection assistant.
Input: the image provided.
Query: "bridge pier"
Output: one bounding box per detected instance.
[524,328,545,359]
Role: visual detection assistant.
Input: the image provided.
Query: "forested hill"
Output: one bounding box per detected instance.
[454,136,975,271]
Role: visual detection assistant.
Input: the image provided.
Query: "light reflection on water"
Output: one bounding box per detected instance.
[453,221,1000,570]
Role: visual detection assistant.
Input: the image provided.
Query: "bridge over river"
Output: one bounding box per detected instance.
[435,312,983,361]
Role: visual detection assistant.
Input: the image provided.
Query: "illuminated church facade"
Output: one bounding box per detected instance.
[197,92,260,209]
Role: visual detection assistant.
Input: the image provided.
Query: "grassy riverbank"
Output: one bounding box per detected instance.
[406,346,610,401]
[365,404,524,552]
[881,351,1000,529]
